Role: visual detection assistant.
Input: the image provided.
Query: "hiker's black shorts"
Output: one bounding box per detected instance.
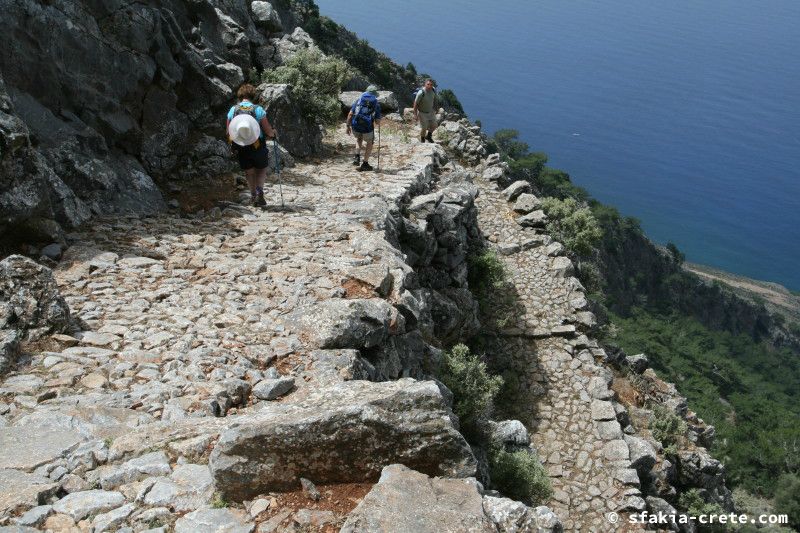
[236,142,269,170]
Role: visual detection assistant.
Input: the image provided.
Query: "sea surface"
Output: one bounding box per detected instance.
[315,0,800,291]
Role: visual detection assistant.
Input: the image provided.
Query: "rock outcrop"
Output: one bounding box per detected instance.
[0,255,71,374]
[0,1,325,239]
[209,380,477,501]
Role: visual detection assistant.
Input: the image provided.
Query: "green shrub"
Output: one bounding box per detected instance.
[467,249,506,294]
[540,197,603,256]
[666,242,686,265]
[677,489,725,532]
[260,48,352,124]
[774,473,800,529]
[438,344,503,440]
[438,88,464,114]
[493,129,530,161]
[489,448,553,504]
[649,405,687,448]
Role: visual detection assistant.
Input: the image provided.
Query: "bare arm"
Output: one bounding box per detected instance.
[260,116,276,139]
[346,110,354,134]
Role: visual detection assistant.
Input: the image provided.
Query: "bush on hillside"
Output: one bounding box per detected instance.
[774,473,800,529]
[649,404,687,450]
[677,489,726,531]
[261,48,352,124]
[540,197,603,256]
[439,88,464,114]
[489,448,553,505]
[438,344,503,440]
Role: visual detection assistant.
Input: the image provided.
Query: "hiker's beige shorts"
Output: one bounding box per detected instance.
[355,130,374,143]
[418,111,437,130]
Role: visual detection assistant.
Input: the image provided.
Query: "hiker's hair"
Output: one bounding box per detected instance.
[237,84,257,102]
[424,78,434,86]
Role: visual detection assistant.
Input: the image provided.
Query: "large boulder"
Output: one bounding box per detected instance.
[250,1,282,33]
[482,496,563,533]
[0,255,70,340]
[209,379,476,501]
[339,91,400,114]
[256,83,322,157]
[290,298,396,350]
[341,464,495,533]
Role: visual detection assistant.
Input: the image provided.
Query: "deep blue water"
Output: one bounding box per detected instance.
[316,0,800,290]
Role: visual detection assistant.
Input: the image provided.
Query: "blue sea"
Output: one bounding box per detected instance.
[316,0,800,291]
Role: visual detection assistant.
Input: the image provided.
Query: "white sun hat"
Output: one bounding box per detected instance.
[228,114,261,146]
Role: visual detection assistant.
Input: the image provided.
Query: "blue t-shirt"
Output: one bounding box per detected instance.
[350,93,382,131]
[228,100,267,139]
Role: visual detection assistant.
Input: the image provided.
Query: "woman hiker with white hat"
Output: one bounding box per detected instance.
[226,83,277,207]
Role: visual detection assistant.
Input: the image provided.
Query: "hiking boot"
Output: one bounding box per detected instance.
[250,195,258,207]
[426,132,434,143]
[255,191,266,207]
[352,153,361,166]
[358,161,373,172]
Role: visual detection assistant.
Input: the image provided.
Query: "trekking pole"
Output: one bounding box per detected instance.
[273,134,285,208]
[377,126,381,173]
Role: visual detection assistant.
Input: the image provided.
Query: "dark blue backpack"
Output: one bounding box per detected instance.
[351,95,377,133]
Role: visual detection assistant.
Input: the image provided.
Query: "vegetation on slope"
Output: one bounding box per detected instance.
[260,48,352,123]
[492,129,800,501]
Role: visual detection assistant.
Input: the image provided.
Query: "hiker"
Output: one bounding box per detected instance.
[346,85,382,172]
[226,83,277,207]
[413,78,439,143]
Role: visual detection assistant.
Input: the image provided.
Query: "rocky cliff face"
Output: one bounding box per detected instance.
[0,0,332,241]
[1,1,737,531]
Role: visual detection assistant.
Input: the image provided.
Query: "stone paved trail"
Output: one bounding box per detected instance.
[0,119,644,532]
[0,125,458,531]
[474,178,646,532]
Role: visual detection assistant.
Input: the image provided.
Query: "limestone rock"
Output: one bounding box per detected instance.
[489,420,530,450]
[174,508,254,533]
[291,298,395,350]
[0,330,20,375]
[341,464,495,533]
[0,255,70,339]
[516,210,547,228]
[0,426,83,471]
[502,181,531,201]
[257,83,322,157]
[0,469,58,516]
[624,435,657,476]
[625,353,649,374]
[252,377,295,400]
[483,496,563,533]
[512,193,540,214]
[209,380,476,501]
[339,91,400,114]
[251,1,282,33]
[51,489,125,521]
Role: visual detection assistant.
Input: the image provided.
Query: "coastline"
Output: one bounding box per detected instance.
[686,262,800,326]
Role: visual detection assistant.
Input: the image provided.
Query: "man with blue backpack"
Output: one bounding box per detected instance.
[346,85,382,172]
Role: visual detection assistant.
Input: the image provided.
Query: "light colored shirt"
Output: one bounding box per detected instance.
[414,89,437,113]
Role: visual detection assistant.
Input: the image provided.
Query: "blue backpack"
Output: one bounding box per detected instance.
[351,94,377,133]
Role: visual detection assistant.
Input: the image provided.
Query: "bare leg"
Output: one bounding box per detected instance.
[255,167,268,192]
[245,169,257,197]
[356,137,363,156]
[363,141,374,163]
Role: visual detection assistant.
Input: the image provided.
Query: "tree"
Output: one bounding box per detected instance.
[774,473,800,529]
[493,129,529,160]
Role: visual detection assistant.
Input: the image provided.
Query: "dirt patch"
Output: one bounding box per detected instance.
[341,278,376,299]
[611,376,641,408]
[255,482,372,532]
[168,174,241,213]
